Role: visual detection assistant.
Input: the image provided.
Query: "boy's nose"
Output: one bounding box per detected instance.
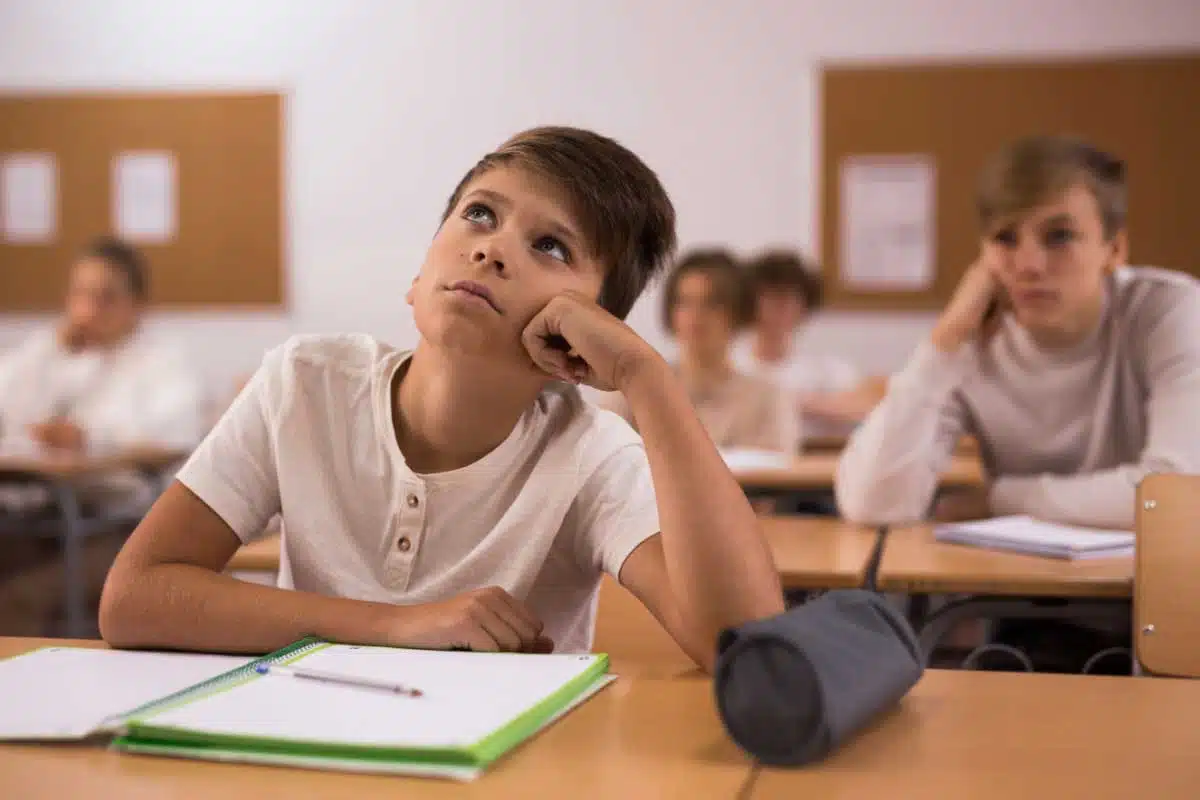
[471,243,507,276]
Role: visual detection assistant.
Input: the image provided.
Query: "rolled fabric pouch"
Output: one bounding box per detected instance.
[714,589,923,766]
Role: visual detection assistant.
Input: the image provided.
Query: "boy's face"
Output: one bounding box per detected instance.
[408,165,606,369]
[64,256,139,348]
[987,183,1126,336]
[755,288,807,337]
[671,270,735,363]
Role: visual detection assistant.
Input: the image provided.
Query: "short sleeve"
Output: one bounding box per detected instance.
[566,435,661,579]
[174,346,284,543]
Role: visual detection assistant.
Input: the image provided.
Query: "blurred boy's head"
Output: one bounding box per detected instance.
[661,249,747,365]
[744,250,823,339]
[64,237,148,349]
[976,136,1127,338]
[407,126,676,370]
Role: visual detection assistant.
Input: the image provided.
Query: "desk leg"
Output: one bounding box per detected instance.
[49,480,87,638]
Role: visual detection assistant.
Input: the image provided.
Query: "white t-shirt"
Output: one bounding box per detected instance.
[0,327,205,452]
[732,334,861,438]
[731,334,860,397]
[176,334,662,654]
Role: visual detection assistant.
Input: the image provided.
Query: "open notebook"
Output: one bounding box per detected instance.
[934,515,1135,560]
[0,639,611,781]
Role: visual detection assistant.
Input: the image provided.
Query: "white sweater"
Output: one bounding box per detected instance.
[836,267,1200,529]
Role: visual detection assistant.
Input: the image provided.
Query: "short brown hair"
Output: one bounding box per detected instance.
[82,236,148,302]
[441,126,677,319]
[744,250,823,311]
[660,249,749,333]
[977,136,1127,238]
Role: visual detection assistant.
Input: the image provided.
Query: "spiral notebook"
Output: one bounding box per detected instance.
[0,639,612,781]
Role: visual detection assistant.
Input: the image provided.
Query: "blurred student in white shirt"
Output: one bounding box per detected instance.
[0,236,204,462]
[0,237,204,635]
[733,250,884,439]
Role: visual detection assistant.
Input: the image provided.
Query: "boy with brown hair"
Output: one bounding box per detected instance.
[100,127,785,670]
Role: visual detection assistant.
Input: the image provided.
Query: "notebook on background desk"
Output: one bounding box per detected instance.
[934,516,1135,560]
[0,639,613,780]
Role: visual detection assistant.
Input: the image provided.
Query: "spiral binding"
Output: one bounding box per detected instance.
[111,637,330,728]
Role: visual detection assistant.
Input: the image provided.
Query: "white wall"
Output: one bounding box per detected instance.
[2,0,1198,389]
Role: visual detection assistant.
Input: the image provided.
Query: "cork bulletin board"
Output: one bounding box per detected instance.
[0,92,284,311]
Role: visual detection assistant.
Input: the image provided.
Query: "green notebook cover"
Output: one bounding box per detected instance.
[110,638,611,780]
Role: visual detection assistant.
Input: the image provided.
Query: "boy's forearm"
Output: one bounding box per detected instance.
[622,360,785,637]
[100,563,398,653]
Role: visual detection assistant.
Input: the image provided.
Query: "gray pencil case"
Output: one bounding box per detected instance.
[714,589,923,766]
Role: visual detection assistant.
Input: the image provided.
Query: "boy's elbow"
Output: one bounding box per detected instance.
[98,568,150,648]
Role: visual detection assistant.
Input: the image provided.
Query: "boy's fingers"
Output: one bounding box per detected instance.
[468,604,523,652]
[482,589,543,642]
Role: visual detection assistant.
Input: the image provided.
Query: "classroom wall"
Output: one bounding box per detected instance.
[2,0,1198,393]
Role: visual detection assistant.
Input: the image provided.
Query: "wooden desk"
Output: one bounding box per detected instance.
[761,517,878,591]
[0,445,187,480]
[225,535,281,573]
[754,669,1200,799]
[0,445,188,637]
[229,519,881,595]
[0,638,749,800]
[877,525,1133,598]
[734,453,984,492]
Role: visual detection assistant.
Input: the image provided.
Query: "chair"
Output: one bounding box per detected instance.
[1135,473,1200,678]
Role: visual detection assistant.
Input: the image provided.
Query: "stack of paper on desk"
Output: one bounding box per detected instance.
[934,516,1134,560]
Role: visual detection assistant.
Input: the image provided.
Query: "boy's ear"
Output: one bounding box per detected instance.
[1107,229,1129,272]
[405,273,420,307]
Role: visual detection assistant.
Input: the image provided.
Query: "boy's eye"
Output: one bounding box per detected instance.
[991,228,1018,247]
[533,236,571,263]
[463,203,495,226]
[1043,227,1076,248]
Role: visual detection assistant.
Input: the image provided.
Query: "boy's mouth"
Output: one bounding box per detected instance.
[446,280,502,314]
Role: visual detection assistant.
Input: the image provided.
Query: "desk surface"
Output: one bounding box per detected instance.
[0,637,749,800]
[877,524,1134,598]
[760,517,878,590]
[734,453,984,492]
[0,446,186,479]
[755,668,1200,799]
[228,518,881,593]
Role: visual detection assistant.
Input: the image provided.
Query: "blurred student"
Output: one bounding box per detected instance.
[99,127,784,669]
[0,237,204,635]
[0,236,205,464]
[734,250,882,439]
[603,249,798,453]
[837,136,1200,530]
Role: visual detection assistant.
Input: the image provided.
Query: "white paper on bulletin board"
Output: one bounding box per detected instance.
[1,153,58,244]
[113,151,177,243]
[840,155,935,290]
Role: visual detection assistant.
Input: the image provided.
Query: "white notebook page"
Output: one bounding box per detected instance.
[0,647,248,740]
[141,645,604,749]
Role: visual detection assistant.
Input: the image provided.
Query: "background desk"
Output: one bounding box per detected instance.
[0,446,187,636]
[733,453,984,493]
[877,525,1134,661]
[753,669,1200,799]
[0,637,751,800]
[228,518,882,595]
[877,525,1133,599]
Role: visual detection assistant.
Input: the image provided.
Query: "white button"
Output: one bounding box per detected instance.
[406,494,419,509]
[397,537,412,552]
